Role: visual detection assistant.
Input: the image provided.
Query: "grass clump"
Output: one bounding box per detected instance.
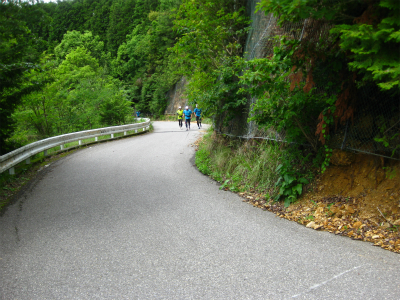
[195,131,283,197]
[195,130,323,206]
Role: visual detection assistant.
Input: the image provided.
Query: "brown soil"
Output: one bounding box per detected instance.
[239,152,400,254]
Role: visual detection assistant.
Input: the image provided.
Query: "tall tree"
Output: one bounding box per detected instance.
[170,0,249,123]
[84,0,113,43]
[106,0,138,56]
[0,0,45,154]
[48,0,88,44]
[54,30,110,68]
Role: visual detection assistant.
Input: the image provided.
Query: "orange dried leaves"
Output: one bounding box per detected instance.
[240,192,400,254]
[289,66,303,91]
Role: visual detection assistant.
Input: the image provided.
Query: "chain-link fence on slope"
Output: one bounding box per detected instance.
[164,77,189,115]
[218,0,400,161]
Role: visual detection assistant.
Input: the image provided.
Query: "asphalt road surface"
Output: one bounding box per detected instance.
[1,121,399,300]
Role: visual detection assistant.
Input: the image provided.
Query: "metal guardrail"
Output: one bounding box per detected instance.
[0,118,151,175]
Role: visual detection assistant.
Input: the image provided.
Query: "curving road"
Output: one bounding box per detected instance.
[0,121,399,299]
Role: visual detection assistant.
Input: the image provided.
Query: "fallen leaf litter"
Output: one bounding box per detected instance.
[193,137,400,254]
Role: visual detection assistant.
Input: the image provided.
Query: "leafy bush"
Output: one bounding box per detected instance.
[99,91,132,126]
[239,40,337,151]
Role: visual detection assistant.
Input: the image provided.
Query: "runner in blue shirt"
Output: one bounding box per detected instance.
[194,104,202,129]
[183,106,192,131]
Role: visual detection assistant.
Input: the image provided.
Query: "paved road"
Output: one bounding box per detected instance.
[0,121,399,299]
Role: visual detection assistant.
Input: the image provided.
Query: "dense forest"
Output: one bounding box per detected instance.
[0,0,186,154]
[1,0,399,177]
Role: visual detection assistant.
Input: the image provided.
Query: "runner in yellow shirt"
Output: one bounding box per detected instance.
[176,106,184,129]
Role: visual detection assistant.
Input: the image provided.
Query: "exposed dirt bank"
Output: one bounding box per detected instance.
[239,151,400,253]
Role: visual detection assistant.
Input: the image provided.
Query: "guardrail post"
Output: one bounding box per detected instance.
[60,145,64,150]
[124,131,127,136]
[143,128,145,132]
[111,133,114,138]
[44,150,48,156]
[95,137,98,142]
[26,158,30,165]
[79,140,82,146]
[135,130,138,133]
[9,167,15,175]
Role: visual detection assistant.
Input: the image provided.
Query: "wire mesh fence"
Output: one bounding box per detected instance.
[164,76,189,115]
[219,0,400,160]
[163,0,399,160]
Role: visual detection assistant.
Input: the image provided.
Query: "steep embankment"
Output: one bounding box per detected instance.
[241,150,400,253]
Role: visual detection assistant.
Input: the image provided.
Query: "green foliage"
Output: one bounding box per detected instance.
[106,0,160,56]
[48,0,89,44]
[19,1,53,53]
[331,0,400,92]
[256,0,364,24]
[257,0,400,93]
[382,166,397,179]
[195,133,282,195]
[192,97,326,207]
[56,47,99,85]
[84,0,113,43]
[172,0,249,74]
[195,147,212,175]
[54,30,110,67]
[274,148,315,207]
[3,0,253,148]
[239,39,337,151]
[111,3,181,116]
[11,70,132,143]
[99,92,132,125]
[106,0,139,56]
[321,145,332,173]
[0,0,45,154]
[171,0,249,123]
[184,58,248,129]
[10,34,132,145]
[3,0,182,151]
[219,179,230,190]
[373,116,400,157]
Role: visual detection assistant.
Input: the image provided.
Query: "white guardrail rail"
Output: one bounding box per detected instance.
[0,118,151,175]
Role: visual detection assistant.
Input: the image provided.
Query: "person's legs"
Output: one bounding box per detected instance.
[185,119,188,130]
[179,119,182,128]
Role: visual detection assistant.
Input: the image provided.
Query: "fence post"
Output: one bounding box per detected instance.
[60,145,64,150]
[44,150,48,156]
[9,167,15,175]
[95,137,98,142]
[26,158,30,165]
[79,140,82,146]
[111,133,114,138]
[341,120,349,150]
